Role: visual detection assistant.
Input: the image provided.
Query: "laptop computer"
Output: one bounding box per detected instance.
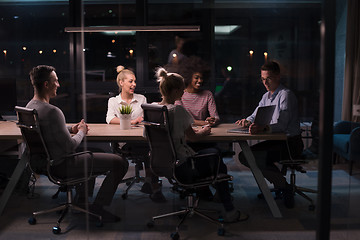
[227,105,276,133]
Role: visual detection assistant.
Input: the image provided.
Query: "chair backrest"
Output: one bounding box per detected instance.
[15,106,50,175]
[16,106,95,186]
[141,103,176,179]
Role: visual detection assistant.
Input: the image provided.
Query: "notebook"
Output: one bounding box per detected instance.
[227,105,276,133]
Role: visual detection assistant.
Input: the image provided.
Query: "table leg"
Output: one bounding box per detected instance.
[0,147,27,216]
[238,141,282,218]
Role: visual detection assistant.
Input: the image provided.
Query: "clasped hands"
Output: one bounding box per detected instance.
[71,119,89,134]
[205,116,216,126]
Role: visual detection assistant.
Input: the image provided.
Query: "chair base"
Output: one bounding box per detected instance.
[258,168,317,210]
[120,174,146,199]
[289,168,317,208]
[29,188,102,234]
[258,185,316,210]
[148,195,225,238]
[292,185,317,210]
[279,159,318,209]
[112,142,148,199]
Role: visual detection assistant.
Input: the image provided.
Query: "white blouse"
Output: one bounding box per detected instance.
[106,93,147,124]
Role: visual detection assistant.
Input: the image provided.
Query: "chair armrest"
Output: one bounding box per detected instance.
[173,151,233,189]
[141,121,161,126]
[67,151,93,158]
[192,152,219,158]
[191,152,221,167]
[48,151,94,186]
[50,151,93,166]
[189,152,224,184]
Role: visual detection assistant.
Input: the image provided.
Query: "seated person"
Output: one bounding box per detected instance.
[174,56,220,167]
[155,67,249,223]
[26,65,129,222]
[174,56,220,127]
[106,65,165,202]
[236,61,304,208]
[106,65,146,126]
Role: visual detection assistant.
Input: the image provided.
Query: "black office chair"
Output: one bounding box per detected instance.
[141,103,232,240]
[15,106,102,234]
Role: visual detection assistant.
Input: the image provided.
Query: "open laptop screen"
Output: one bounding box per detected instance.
[227,105,276,133]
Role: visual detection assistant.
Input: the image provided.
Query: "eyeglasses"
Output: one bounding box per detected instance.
[260,77,273,82]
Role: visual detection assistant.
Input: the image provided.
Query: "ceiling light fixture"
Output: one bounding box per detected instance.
[65,25,200,33]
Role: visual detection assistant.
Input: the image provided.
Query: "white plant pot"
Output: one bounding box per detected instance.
[119,114,131,130]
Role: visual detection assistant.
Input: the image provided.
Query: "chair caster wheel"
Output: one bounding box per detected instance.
[52,226,61,234]
[122,193,128,199]
[96,221,103,228]
[147,221,154,228]
[309,204,315,211]
[170,232,179,240]
[218,227,225,236]
[28,217,36,225]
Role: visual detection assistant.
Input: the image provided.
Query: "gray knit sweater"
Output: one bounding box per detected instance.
[26,99,85,165]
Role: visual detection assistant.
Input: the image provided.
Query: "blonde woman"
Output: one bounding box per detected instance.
[106,65,165,202]
[106,65,146,125]
[155,67,248,223]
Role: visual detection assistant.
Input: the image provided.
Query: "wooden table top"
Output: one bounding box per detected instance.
[0,121,21,140]
[0,121,286,142]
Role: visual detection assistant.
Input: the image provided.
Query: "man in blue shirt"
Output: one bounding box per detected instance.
[236,61,303,208]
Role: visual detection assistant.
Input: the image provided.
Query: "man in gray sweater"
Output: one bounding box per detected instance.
[26,65,128,222]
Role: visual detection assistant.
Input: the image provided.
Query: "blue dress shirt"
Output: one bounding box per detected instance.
[246,84,301,137]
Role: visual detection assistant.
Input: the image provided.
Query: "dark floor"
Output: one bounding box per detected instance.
[0,154,359,240]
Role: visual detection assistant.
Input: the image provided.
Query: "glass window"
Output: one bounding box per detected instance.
[3,1,357,239]
[0,2,69,115]
[213,6,321,123]
[84,1,136,26]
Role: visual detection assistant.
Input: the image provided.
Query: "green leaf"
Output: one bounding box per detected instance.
[119,105,133,114]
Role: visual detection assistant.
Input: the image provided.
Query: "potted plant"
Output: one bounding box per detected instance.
[119,105,133,130]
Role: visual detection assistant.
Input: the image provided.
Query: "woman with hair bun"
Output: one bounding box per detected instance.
[106,65,165,202]
[106,65,146,125]
[155,67,249,223]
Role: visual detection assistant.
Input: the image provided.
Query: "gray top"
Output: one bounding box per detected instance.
[166,104,196,164]
[26,99,85,164]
